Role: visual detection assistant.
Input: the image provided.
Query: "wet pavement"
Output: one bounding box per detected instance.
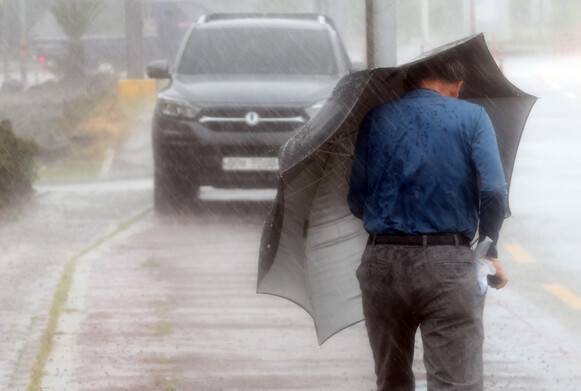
[36,205,581,391]
[2,55,581,390]
[0,177,152,390]
[0,108,154,390]
[41,210,375,391]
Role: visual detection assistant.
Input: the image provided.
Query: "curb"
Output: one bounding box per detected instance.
[28,207,152,391]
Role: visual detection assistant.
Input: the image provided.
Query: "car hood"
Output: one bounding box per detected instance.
[165,74,343,105]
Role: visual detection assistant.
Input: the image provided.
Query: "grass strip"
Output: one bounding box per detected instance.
[26,207,152,391]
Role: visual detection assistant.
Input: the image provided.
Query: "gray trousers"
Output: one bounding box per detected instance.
[356,243,485,391]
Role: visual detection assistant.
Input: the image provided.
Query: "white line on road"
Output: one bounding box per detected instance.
[99,147,116,179]
[35,178,153,193]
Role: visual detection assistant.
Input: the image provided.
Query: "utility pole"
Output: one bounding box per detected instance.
[470,0,476,34]
[463,0,476,35]
[0,0,6,82]
[317,0,327,14]
[462,0,476,36]
[366,0,374,67]
[125,0,144,79]
[366,0,397,68]
[3,0,18,83]
[19,0,27,84]
[421,0,429,43]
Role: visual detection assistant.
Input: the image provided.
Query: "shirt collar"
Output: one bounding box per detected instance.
[404,88,444,98]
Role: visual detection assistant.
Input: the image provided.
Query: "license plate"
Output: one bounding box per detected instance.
[222,157,279,171]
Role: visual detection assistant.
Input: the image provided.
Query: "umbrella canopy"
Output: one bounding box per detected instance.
[257,34,537,345]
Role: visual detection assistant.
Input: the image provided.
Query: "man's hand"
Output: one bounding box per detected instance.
[486,257,508,289]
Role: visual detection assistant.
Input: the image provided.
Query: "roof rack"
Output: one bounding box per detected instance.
[197,13,336,29]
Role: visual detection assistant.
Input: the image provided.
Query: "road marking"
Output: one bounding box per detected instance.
[543,284,581,310]
[504,243,535,263]
[35,178,153,193]
[99,147,116,179]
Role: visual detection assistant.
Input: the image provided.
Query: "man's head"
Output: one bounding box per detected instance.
[405,58,466,98]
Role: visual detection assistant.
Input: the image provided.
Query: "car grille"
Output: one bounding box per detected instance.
[198,107,306,132]
[219,145,278,157]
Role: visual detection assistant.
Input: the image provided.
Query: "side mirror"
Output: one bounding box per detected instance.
[351,61,368,72]
[146,60,171,79]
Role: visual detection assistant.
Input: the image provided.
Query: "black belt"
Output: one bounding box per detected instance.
[368,234,471,247]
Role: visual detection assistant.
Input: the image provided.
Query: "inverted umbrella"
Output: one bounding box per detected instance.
[257,34,537,344]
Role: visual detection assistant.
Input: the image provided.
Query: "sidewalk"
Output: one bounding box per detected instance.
[39,209,581,391]
[41,211,375,391]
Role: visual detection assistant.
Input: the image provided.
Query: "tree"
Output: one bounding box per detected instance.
[27,0,53,31]
[50,0,105,82]
[0,120,39,205]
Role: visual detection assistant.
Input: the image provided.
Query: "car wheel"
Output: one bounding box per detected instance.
[154,162,200,213]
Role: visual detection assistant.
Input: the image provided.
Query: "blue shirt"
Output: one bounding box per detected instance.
[348,89,507,256]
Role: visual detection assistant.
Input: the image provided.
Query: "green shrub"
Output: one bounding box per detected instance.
[0,120,39,204]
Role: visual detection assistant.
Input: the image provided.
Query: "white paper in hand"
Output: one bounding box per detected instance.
[474,237,496,294]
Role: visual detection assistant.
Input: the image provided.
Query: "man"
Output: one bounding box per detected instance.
[347,58,509,391]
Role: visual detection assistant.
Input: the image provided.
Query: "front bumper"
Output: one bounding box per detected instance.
[152,115,297,188]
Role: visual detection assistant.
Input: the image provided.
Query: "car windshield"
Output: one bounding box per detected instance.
[178,27,337,75]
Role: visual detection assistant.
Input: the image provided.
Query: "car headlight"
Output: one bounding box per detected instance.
[157,96,200,120]
[305,100,326,119]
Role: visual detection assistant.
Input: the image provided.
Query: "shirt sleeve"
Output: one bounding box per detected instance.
[471,108,507,258]
[347,114,371,219]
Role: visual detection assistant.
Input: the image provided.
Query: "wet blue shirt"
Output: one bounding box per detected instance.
[348,89,507,256]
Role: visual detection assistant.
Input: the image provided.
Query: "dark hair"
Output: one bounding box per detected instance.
[404,57,466,89]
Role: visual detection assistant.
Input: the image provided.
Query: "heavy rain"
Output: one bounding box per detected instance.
[0,0,580,390]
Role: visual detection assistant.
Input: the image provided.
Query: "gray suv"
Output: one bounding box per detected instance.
[147,13,354,212]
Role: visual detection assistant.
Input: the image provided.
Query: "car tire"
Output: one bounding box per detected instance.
[154,161,200,213]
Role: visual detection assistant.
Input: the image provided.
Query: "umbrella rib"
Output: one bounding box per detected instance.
[317,151,352,158]
[286,171,326,198]
[285,128,355,198]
